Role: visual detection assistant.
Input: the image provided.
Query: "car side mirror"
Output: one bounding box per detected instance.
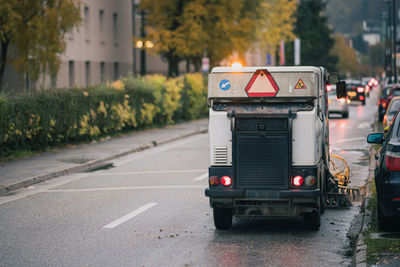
[336,81,347,99]
[328,73,346,99]
[367,133,384,144]
[328,73,340,84]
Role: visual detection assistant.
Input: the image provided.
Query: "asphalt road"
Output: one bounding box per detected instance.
[0,90,377,267]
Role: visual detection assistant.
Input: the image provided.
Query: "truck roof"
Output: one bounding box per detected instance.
[211,66,323,73]
[208,66,324,100]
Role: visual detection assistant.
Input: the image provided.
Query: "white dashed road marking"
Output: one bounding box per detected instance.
[333,137,365,144]
[46,185,205,193]
[192,173,208,181]
[103,202,158,229]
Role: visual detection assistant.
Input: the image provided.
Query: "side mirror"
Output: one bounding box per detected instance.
[328,73,346,99]
[328,73,340,84]
[336,81,347,99]
[367,133,385,144]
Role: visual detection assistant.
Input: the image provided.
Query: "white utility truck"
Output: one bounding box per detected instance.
[205,66,346,230]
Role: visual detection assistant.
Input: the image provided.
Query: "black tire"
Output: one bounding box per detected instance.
[377,203,394,232]
[342,111,349,118]
[362,100,366,106]
[304,211,321,230]
[320,195,326,215]
[378,106,384,121]
[213,207,232,229]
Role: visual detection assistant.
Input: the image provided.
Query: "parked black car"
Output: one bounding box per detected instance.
[378,86,393,121]
[368,110,400,231]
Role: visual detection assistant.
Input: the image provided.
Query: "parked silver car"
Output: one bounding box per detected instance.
[328,86,349,118]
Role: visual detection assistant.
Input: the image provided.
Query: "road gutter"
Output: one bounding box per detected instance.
[350,118,377,266]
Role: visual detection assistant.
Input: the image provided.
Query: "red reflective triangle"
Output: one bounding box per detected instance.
[245,69,279,97]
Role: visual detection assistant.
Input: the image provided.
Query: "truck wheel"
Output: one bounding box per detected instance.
[304,211,321,230]
[320,195,326,215]
[213,207,232,230]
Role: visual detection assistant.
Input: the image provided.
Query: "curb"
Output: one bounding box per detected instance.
[352,110,378,266]
[0,127,208,195]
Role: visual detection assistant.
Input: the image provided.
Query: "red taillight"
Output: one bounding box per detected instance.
[209,176,219,186]
[357,87,364,93]
[386,153,400,171]
[220,176,232,186]
[326,84,332,92]
[293,176,304,187]
[360,96,365,100]
[392,197,400,201]
[383,101,387,108]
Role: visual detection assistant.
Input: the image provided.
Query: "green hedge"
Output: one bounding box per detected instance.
[0,73,208,158]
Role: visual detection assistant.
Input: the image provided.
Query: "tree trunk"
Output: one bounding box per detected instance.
[167,53,180,77]
[186,59,190,73]
[0,38,10,92]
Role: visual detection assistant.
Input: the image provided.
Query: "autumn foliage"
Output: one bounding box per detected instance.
[140,0,296,76]
[0,74,207,158]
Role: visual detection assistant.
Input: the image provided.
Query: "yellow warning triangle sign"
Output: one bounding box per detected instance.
[294,79,306,89]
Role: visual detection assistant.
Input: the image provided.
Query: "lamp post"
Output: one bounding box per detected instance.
[140,10,146,76]
[132,1,137,75]
[383,0,398,83]
[392,0,397,83]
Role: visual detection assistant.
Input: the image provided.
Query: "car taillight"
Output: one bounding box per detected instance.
[357,87,364,93]
[383,101,387,108]
[305,176,316,186]
[360,96,365,100]
[209,176,219,186]
[293,176,304,187]
[326,84,332,92]
[386,152,400,171]
[220,176,232,186]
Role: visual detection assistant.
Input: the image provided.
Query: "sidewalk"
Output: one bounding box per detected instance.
[0,119,208,195]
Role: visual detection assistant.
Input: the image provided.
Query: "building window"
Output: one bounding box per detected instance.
[85,61,91,87]
[113,13,119,44]
[84,6,90,41]
[99,9,104,44]
[114,62,119,80]
[69,61,75,87]
[100,62,105,83]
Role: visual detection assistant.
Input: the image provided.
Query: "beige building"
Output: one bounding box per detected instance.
[2,0,190,90]
[54,0,194,88]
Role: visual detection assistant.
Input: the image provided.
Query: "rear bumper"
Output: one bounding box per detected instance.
[380,179,400,217]
[205,188,320,199]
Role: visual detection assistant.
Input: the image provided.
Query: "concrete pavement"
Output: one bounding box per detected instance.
[0,119,208,195]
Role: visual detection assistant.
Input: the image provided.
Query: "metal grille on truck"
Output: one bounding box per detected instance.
[235,118,289,190]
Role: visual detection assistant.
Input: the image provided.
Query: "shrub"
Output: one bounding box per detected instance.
[0,73,208,158]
